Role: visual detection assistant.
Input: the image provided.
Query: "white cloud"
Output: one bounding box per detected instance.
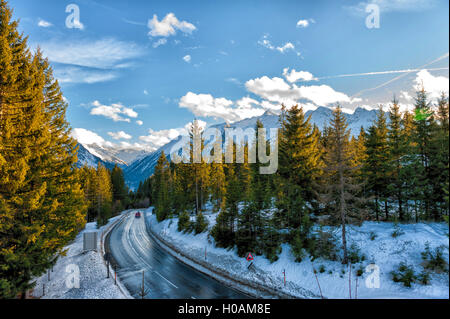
[245,76,298,105]
[71,128,105,146]
[152,38,167,48]
[297,85,352,106]
[183,55,191,63]
[108,131,132,140]
[143,90,149,95]
[179,92,265,123]
[139,128,183,150]
[38,38,144,69]
[276,42,295,54]
[90,101,138,122]
[136,120,144,126]
[414,70,449,100]
[53,67,117,84]
[283,68,317,83]
[148,13,196,37]
[400,90,413,101]
[246,75,353,107]
[296,18,315,28]
[38,19,53,28]
[258,35,300,56]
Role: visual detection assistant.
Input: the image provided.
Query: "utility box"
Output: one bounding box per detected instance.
[83,232,97,252]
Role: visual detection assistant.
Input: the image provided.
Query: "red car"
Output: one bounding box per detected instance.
[135,212,141,218]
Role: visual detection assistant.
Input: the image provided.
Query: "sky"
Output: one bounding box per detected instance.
[9,0,450,153]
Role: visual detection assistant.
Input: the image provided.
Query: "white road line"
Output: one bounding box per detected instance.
[154,270,178,289]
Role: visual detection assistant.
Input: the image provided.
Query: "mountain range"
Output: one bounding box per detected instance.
[75,106,384,189]
[122,106,383,189]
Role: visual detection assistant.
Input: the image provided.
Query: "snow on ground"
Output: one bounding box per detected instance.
[31,213,132,299]
[147,207,449,299]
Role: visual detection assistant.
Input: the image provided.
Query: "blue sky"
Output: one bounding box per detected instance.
[9,0,449,152]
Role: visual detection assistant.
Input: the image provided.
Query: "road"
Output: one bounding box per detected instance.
[105,211,250,299]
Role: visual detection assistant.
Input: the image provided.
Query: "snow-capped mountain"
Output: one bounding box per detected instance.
[81,144,149,166]
[123,106,383,189]
[76,143,111,169]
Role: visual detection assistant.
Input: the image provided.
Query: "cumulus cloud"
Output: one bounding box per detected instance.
[400,90,413,101]
[183,55,191,63]
[297,85,352,106]
[108,131,133,140]
[414,70,449,100]
[138,121,206,151]
[246,75,353,107]
[148,13,196,37]
[71,128,106,146]
[296,18,315,28]
[283,68,317,83]
[38,19,53,28]
[136,120,144,126]
[90,101,138,122]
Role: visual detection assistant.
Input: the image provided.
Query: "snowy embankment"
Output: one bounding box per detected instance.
[31,211,133,299]
[146,208,449,299]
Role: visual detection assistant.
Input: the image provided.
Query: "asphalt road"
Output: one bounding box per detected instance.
[105,211,250,299]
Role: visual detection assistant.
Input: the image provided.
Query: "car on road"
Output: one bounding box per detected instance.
[135,212,141,218]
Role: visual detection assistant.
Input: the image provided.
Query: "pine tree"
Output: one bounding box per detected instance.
[430,94,449,218]
[276,105,322,232]
[211,149,239,248]
[413,88,437,219]
[0,0,86,297]
[153,151,171,221]
[318,106,368,264]
[364,106,390,220]
[387,98,408,220]
[111,165,128,206]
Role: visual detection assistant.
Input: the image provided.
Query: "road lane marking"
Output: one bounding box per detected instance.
[154,270,178,289]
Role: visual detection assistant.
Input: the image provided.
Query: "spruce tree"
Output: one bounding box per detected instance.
[387,98,408,220]
[364,106,390,220]
[0,0,86,297]
[318,106,368,264]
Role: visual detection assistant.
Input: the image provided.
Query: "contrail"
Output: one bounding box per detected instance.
[351,52,449,98]
[318,67,449,80]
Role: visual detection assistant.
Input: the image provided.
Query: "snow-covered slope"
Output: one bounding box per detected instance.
[124,107,382,188]
[148,208,449,299]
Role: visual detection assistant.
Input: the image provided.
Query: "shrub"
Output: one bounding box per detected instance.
[369,231,377,241]
[348,243,365,264]
[194,212,209,234]
[391,262,416,287]
[310,228,338,261]
[421,243,448,273]
[417,270,431,285]
[319,265,326,273]
[391,223,404,238]
[356,265,364,277]
[178,211,191,232]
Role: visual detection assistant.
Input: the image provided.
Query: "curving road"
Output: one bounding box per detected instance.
[105,211,250,299]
